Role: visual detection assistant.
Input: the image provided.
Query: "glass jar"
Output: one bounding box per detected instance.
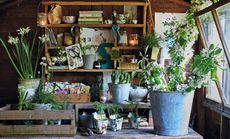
[118,31,128,46]
[37,13,47,27]
[128,34,139,46]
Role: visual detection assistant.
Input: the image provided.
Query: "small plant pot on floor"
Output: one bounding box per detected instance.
[109,117,123,131]
[93,118,108,134]
[79,114,94,128]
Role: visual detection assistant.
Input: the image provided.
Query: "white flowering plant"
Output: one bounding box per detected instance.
[133,0,223,93]
[0,27,49,80]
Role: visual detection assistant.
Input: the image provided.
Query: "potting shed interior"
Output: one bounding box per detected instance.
[0,0,229,139]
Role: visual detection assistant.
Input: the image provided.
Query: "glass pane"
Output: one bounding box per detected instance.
[217,3,230,55]
[217,4,230,106]
[199,12,228,104]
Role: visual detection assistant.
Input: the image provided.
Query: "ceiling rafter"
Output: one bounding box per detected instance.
[168,0,191,7]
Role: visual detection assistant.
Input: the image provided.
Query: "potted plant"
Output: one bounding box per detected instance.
[125,100,140,129]
[107,104,123,131]
[142,32,161,60]
[134,1,223,136]
[92,101,108,134]
[129,85,148,102]
[0,27,48,99]
[80,45,95,69]
[31,84,56,111]
[110,70,131,104]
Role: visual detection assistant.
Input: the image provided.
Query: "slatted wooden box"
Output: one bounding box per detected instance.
[53,93,90,103]
[0,110,76,136]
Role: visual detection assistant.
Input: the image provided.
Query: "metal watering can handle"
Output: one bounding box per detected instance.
[71,25,80,37]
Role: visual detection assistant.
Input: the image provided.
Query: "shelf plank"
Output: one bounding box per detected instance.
[47,46,142,50]
[75,102,151,109]
[42,1,146,6]
[46,24,144,28]
[116,46,142,50]
[48,68,139,73]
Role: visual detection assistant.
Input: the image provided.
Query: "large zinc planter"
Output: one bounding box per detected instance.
[111,84,130,104]
[150,91,194,136]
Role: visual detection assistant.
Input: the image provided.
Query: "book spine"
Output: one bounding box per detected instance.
[78,17,103,22]
[79,13,102,17]
[79,11,103,14]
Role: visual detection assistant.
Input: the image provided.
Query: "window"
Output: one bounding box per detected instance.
[217,3,230,106]
[196,2,230,107]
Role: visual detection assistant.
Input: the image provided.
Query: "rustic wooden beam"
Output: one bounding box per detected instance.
[168,0,191,7]
[0,0,28,11]
[194,0,230,17]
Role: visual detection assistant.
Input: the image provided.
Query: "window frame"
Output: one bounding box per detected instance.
[194,0,230,115]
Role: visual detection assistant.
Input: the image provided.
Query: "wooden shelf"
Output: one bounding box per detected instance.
[48,68,139,73]
[46,24,144,28]
[47,46,142,50]
[42,1,146,6]
[115,46,142,50]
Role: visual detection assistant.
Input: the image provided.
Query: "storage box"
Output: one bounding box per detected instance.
[0,110,76,136]
[54,93,90,103]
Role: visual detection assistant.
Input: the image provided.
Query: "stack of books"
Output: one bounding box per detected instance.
[78,11,103,24]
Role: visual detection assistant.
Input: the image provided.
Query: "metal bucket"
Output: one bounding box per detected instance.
[150,91,194,136]
[111,84,130,104]
[82,54,95,69]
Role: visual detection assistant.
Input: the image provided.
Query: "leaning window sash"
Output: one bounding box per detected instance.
[194,1,230,108]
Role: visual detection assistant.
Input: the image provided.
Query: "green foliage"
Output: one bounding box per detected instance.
[31,84,55,104]
[111,70,131,84]
[184,44,223,92]
[18,87,34,110]
[167,66,185,91]
[80,45,93,55]
[107,104,123,117]
[0,27,48,79]
[142,32,161,49]
[93,101,107,113]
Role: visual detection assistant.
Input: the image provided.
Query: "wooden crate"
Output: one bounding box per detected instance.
[54,93,90,103]
[0,110,76,136]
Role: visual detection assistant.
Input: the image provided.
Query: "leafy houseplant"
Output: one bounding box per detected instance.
[31,84,56,110]
[142,32,161,60]
[107,104,123,131]
[134,0,224,136]
[110,70,131,104]
[0,27,49,101]
[0,27,48,80]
